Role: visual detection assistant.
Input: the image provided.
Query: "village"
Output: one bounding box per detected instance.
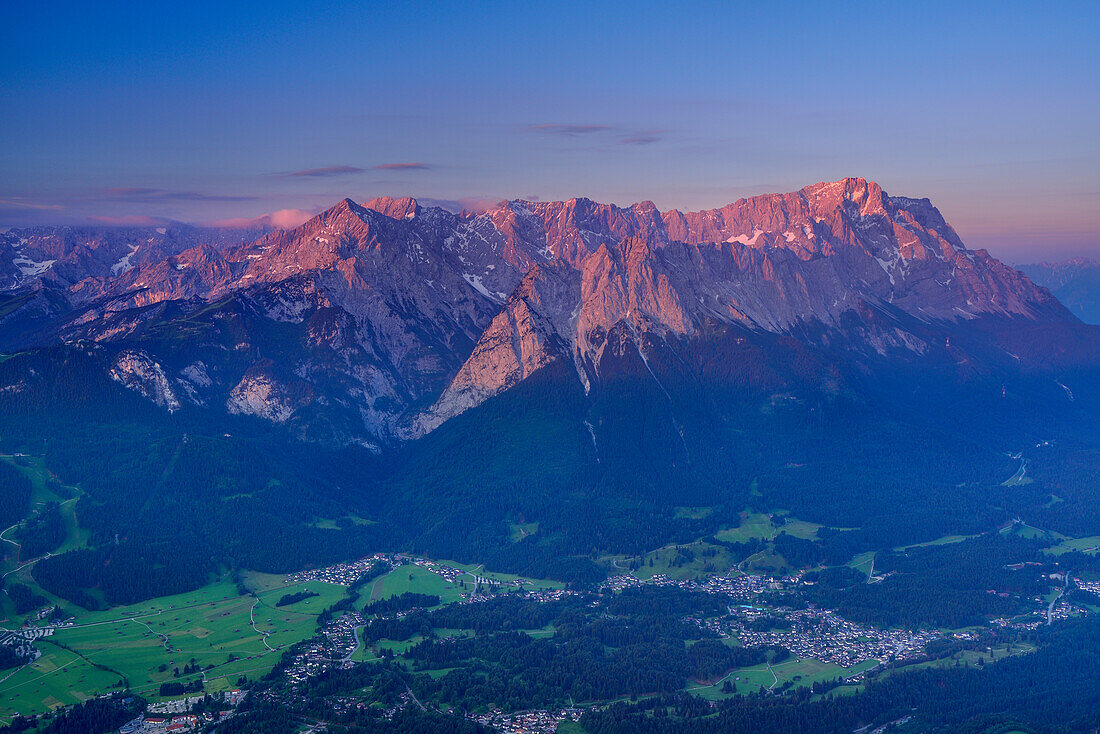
[725,606,940,668]
[467,706,585,734]
[116,689,247,733]
[603,571,780,598]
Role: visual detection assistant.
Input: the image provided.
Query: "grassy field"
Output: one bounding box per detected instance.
[593,510,836,579]
[361,560,562,609]
[1044,535,1100,556]
[0,454,91,627]
[715,511,822,544]
[431,560,563,591]
[987,521,1098,556]
[895,642,1035,676]
[0,640,123,720]
[601,511,829,580]
[0,454,88,565]
[673,507,714,520]
[363,565,468,606]
[847,551,876,578]
[0,576,346,723]
[688,657,879,700]
[631,541,737,581]
[0,552,568,722]
[1003,523,1066,542]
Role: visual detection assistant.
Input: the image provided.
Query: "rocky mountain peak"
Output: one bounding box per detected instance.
[362,196,420,220]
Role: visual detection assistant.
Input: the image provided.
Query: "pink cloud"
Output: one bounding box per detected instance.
[374,162,430,171]
[0,197,65,211]
[268,208,314,228]
[208,208,315,229]
[455,197,505,213]
[526,124,618,135]
[284,166,365,178]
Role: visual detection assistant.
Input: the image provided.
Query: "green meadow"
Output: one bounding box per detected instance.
[687,657,879,700]
[363,561,562,608]
[716,511,823,543]
[0,576,345,723]
[0,454,88,566]
[1044,535,1100,556]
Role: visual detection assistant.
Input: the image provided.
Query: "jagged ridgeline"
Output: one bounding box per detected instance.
[2,178,1099,597]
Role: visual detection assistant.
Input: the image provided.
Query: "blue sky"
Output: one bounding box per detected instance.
[2,0,1097,260]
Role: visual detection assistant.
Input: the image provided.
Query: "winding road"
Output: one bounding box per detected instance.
[132,617,172,651]
[766,662,779,691]
[250,599,276,651]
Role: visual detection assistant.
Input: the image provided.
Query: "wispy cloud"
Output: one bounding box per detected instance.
[526,123,667,146]
[526,124,619,136]
[281,163,429,177]
[620,130,666,145]
[373,162,430,171]
[103,188,256,202]
[283,165,366,178]
[0,197,65,211]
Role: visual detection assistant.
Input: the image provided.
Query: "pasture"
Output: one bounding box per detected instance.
[0,576,345,722]
[688,657,879,700]
[716,511,822,543]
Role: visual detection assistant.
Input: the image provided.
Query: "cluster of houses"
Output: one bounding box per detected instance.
[1044,596,1080,624]
[0,610,78,671]
[604,570,943,671]
[120,713,200,733]
[514,587,576,604]
[286,551,530,591]
[285,552,394,586]
[409,557,468,585]
[287,551,553,597]
[603,571,783,598]
[282,638,334,686]
[1078,579,1100,598]
[0,627,50,663]
[322,610,365,661]
[729,606,939,668]
[119,691,245,733]
[468,707,584,733]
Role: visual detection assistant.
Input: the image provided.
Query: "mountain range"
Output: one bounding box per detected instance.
[1019,258,1100,325]
[3,177,1092,452]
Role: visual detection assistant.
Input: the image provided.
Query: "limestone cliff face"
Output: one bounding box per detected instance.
[411,264,579,435]
[0,178,1071,444]
[109,350,181,412]
[226,369,303,424]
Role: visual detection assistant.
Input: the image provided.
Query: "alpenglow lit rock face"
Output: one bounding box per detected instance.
[0,178,1071,446]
